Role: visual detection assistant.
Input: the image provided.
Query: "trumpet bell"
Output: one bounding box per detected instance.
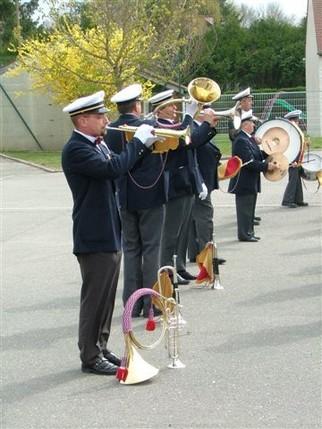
[188,77,221,104]
[120,345,159,385]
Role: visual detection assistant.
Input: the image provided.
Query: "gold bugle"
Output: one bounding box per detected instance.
[105,125,189,153]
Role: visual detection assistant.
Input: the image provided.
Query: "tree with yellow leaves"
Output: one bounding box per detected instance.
[9,0,220,105]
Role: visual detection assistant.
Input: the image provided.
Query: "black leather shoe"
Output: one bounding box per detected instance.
[177,270,197,280]
[82,357,118,375]
[176,273,190,284]
[254,216,261,221]
[297,202,308,207]
[252,236,261,240]
[253,220,260,226]
[168,271,189,285]
[217,258,226,265]
[282,203,298,208]
[239,237,258,242]
[102,350,121,366]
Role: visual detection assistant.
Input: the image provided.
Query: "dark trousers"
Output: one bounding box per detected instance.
[282,167,304,205]
[77,252,121,366]
[121,206,164,315]
[188,194,214,261]
[235,193,257,240]
[160,194,194,271]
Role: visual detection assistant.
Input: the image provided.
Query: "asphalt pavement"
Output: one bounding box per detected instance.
[1,156,321,429]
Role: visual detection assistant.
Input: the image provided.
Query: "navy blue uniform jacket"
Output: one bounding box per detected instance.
[158,116,217,199]
[62,131,149,254]
[193,121,221,192]
[105,114,167,211]
[228,130,268,195]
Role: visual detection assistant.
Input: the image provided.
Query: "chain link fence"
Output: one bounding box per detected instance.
[213,91,307,134]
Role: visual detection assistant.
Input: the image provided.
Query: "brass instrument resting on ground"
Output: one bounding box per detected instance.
[117,267,186,385]
[195,241,224,290]
[153,255,186,327]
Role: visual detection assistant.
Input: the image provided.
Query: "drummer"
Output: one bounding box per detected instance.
[228,111,277,242]
[281,110,309,208]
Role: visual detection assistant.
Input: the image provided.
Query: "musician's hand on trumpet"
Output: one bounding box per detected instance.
[134,124,165,148]
[198,108,219,128]
[185,100,199,118]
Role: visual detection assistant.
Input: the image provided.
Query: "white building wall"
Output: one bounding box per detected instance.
[0,70,72,151]
[305,0,322,137]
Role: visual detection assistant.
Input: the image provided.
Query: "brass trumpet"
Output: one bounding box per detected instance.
[105,124,190,153]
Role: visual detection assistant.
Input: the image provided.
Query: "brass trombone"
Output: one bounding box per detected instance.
[152,77,221,115]
[151,77,242,129]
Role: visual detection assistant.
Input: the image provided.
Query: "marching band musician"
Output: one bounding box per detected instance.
[281,110,309,208]
[150,90,218,282]
[188,105,225,264]
[62,90,159,375]
[104,84,167,318]
[229,87,261,226]
[228,111,277,242]
[228,87,254,143]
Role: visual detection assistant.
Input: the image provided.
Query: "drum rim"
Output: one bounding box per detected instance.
[301,152,322,173]
[255,118,303,163]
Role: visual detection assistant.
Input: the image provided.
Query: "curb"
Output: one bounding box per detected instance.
[0,153,62,173]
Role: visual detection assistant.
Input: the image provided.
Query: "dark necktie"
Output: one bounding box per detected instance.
[95,137,111,159]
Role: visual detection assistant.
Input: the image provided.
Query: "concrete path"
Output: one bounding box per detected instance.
[1,157,321,429]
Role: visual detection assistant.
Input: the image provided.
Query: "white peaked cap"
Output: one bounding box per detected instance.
[148,89,174,106]
[63,91,108,116]
[241,110,257,122]
[232,87,253,101]
[284,110,302,120]
[110,84,142,104]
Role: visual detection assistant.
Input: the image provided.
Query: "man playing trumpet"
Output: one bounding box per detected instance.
[105,84,167,318]
[149,90,219,281]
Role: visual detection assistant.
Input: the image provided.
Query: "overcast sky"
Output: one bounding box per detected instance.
[231,0,308,23]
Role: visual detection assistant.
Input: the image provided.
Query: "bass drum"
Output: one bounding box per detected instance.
[300,153,322,181]
[255,118,304,163]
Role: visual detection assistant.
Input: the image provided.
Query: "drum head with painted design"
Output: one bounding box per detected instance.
[255,118,302,163]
